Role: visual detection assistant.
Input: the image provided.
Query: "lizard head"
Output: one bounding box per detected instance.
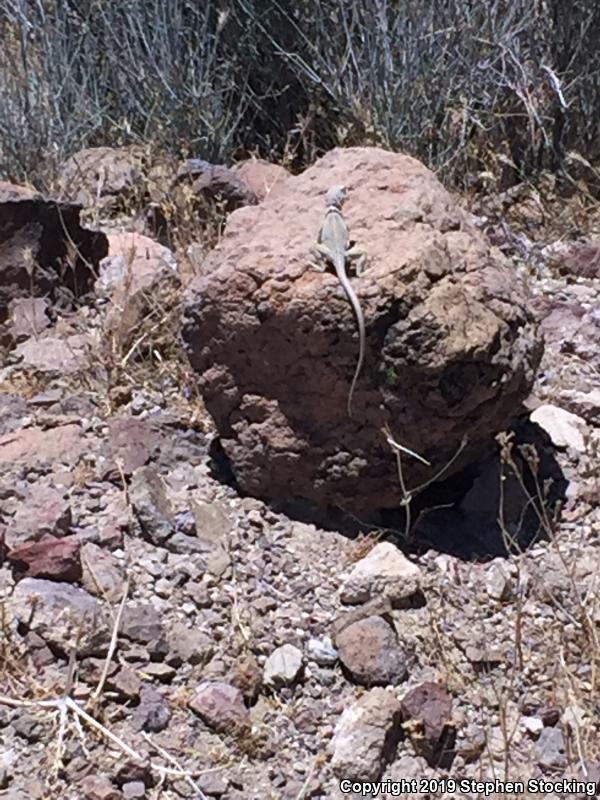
[325,185,347,209]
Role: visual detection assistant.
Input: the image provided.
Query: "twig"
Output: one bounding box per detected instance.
[142,732,208,799]
[91,574,130,703]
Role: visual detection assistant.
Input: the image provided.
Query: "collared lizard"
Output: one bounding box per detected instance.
[311,185,367,418]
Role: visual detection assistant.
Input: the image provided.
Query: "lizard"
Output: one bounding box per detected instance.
[311,185,367,418]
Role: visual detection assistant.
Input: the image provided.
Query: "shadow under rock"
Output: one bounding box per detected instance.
[206,418,568,562]
[387,419,568,561]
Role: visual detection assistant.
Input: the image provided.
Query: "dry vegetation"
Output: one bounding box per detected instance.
[1,0,600,196]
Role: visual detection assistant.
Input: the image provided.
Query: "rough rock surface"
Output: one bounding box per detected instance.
[182,147,542,514]
[8,578,108,655]
[57,146,151,212]
[340,541,422,604]
[232,159,289,201]
[330,687,402,780]
[335,615,408,686]
[0,181,107,320]
[188,681,249,733]
[99,231,180,351]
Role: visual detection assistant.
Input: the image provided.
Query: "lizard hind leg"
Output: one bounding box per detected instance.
[346,246,369,276]
[309,244,331,272]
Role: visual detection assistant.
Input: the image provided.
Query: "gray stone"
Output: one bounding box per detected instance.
[331,688,402,780]
[80,543,126,602]
[340,542,422,604]
[129,466,175,544]
[264,644,304,687]
[307,636,338,666]
[9,578,108,655]
[536,726,567,770]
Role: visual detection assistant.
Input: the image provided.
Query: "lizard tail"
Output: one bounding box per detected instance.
[348,309,365,418]
[334,256,365,418]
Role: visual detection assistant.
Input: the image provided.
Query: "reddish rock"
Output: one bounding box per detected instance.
[232,159,289,201]
[0,423,94,469]
[335,615,407,686]
[80,774,121,800]
[102,417,162,479]
[557,239,600,279]
[188,681,249,733]
[182,147,542,516]
[5,483,71,549]
[400,681,454,764]
[8,536,81,582]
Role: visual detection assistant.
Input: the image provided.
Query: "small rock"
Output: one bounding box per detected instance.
[530,404,587,453]
[400,682,454,763]
[7,536,81,582]
[107,666,142,701]
[340,542,422,604]
[536,726,567,770]
[330,687,402,780]
[122,781,146,799]
[189,681,249,733]
[231,654,263,701]
[335,615,407,686]
[5,483,71,549]
[121,603,164,645]
[80,543,126,602]
[131,685,171,733]
[264,644,303,687]
[80,774,121,800]
[307,636,338,666]
[140,662,176,683]
[522,716,544,738]
[9,578,107,655]
[196,771,229,797]
[166,622,213,667]
[485,560,511,601]
[129,466,175,544]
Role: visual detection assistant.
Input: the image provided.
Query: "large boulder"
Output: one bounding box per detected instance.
[182,147,542,515]
[0,182,107,321]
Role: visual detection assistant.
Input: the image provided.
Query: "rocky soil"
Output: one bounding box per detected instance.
[0,148,599,800]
